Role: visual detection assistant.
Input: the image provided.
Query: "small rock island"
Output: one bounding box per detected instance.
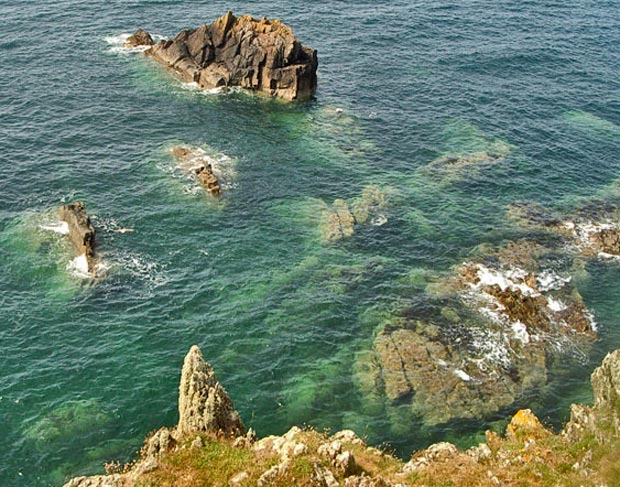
[129,12,318,101]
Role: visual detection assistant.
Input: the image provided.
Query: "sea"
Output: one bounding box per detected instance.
[2,1,620,485]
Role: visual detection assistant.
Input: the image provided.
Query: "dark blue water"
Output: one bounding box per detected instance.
[2,1,620,485]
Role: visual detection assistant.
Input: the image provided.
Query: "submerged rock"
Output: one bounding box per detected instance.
[142,12,318,101]
[358,239,596,425]
[177,345,245,437]
[58,202,97,273]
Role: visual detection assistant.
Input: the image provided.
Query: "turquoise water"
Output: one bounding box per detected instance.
[2,1,620,485]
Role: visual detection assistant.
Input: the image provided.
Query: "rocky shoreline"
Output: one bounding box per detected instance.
[63,345,620,487]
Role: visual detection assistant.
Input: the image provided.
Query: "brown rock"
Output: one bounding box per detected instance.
[143,12,317,101]
[58,202,96,273]
[125,29,154,47]
[177,345,245,437]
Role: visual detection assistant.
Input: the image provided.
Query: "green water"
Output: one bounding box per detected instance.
[2,1,620,485]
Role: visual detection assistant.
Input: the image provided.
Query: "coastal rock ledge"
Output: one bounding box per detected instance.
[132,12,318,101]
[63,347,620,487]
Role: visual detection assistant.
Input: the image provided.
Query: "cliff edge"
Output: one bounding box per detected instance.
[63,348,620,487]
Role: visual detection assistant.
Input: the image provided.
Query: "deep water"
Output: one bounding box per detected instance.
[2,1,620,485]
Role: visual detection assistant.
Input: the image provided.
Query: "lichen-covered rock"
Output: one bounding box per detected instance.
[565,350,620,442]
[58,202,96,272]
[143,12,317,101]
[177,345,245,437]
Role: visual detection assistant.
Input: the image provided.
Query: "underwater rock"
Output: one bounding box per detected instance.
[143,12,318,101]
[58,202,97,273]
[170,145,222,196]
[565,349,620,442]
[323,199,356,242]
[24,399,113,447]
[359,239,596,424]
[430,150,505,168]
[125,29,154,47]
[507,201,620,258]
[177,345,245,437]
[321,186,389,243]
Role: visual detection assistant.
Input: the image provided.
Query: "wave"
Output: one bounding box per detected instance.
[104,33,166,54]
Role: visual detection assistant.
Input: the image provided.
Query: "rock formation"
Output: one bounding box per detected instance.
[124,29,154,48]
[177,345,245,437]
[132,12,318,100]
[62,346,620,487]
[58,202,97,273]
[356,239,597,425]
[170,145,222,196]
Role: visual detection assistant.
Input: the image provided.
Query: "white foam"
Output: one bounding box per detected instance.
[474,264,537,296]
[537,271,571,291]
[104,33,165,53]
[40,222,69,235]
[66,254,90,278]
[547,296,567,313]
[370,214,388,226]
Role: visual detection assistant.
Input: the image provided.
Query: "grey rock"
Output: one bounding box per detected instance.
[177,345,245,437]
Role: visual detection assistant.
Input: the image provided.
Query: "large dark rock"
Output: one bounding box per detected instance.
[58,202,96,273]
[141,12,318,101]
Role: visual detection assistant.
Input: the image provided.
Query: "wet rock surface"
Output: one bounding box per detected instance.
[170,145,223,196]
[142,12,318,100]
[58,202,97,272]
[125,29,154,47]
[357,239,597,425]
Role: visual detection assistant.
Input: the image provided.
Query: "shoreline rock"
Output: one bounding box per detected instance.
[131,12,318,101]
[62,346,620,487]
[58,202,97,274]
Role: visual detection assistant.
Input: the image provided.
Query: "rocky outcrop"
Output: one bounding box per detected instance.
[62,346,620,487]
[357,239,597,425]
[170,145,222,196]
[136,12,318,101]
[507,200,620,258]
[125,29,154,48]
[177,345,245,437]
[564,350,620,442]
[58,202,96,273]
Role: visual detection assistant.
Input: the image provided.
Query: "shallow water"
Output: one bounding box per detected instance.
[2,1,620,485]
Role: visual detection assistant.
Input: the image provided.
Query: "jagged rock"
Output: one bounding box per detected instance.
[312,465,339,487]
[177,345,245,437]
[565,350,620,442]
[402,442,460,473]
[505,409,547,442]
[170,145,222,196]
[318,439,342,460]
[143,12,317,101]
[144,427,176,459]
[62,475,127,487]
[330,429,365,446]
[125,29,154,47]
[59,202,97,273]
[335,450,358,477]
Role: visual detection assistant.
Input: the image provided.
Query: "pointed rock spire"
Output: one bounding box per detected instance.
[177,345,245,437]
